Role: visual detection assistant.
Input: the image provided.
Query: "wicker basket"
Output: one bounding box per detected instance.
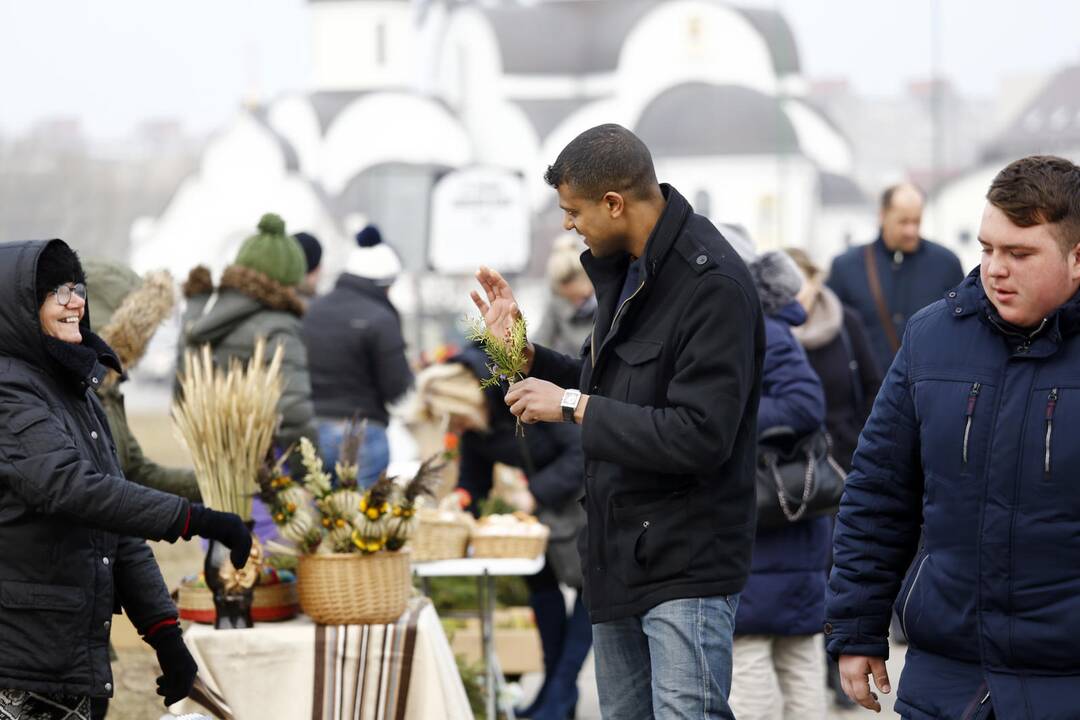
[178,580,299,624]
[412,517,471,562]
[469,530,549,559]
[297,550,411,625]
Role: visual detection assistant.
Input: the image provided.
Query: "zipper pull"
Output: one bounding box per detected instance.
[962,382,981,465]
[1045,388,1059,476]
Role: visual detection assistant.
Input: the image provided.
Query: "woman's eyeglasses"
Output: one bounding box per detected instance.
[49,283,87,307]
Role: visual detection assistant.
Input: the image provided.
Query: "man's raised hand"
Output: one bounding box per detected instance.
[472,266,525,335]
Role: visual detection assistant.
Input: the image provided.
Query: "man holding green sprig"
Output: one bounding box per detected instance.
[470,123,764,719]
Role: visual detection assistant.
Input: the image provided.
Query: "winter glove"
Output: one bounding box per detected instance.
[183,504,253,569]
[146,622,198,706]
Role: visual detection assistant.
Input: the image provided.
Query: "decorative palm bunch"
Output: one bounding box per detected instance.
[467,314,529,435]
[172,339,284,520]
[263,432,443,556]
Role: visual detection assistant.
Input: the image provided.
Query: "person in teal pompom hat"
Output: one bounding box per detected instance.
[176,213,318,542]
[233,213,307,287]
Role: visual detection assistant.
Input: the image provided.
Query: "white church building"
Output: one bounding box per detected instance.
[132,0,873,322]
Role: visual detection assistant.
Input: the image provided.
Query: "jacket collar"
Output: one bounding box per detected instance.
[874,233,929,263]
[336,273,399,315]
[947,268,1080,354]
[580,184,690,363]
[792,285,844,350]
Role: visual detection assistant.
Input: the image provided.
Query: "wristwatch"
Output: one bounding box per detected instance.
[561,389,582,423]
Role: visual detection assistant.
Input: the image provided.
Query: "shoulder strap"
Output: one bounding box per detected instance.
[837,322,864,410]
[864,244,900,354]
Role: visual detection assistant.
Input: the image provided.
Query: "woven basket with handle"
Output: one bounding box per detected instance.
[469,530,549,559]
[297,550,411,625]
[412,517,471,562]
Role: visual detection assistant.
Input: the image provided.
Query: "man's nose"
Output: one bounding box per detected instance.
[563,216,575,232]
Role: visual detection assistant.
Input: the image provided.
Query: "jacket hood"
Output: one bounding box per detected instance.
[85,261,175,383]
[184,264,304,346]
[0,240,120,381]
[749,250,805,316]
[792,284,844,350]
[773,300,808,327]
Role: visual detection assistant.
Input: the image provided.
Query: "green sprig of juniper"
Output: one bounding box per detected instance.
[466,315,529,435]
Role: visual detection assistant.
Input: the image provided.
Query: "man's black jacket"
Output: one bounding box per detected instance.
[530,185,764,622]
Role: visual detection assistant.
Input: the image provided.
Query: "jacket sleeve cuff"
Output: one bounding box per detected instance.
[824,618,891,662]
[165,500,192,543]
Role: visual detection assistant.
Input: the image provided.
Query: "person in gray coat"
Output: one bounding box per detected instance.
[178,213,317,538]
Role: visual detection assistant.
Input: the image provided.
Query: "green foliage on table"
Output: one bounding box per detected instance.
[477,495,516,518]
[419,575,530,614]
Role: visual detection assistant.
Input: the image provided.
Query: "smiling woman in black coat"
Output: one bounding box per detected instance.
[0,240,251,720]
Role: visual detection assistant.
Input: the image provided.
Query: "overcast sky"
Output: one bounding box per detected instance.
[1,0,1078,139]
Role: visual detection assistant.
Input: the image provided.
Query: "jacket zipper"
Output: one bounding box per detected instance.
[591,279,646,368]
[900,552,930,640]
[1045,388,1059,476]
[962,382,982,465]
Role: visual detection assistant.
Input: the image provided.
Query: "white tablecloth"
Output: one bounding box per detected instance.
[172,598,471,720]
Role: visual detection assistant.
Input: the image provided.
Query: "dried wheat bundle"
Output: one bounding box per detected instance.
[172,338,284,519]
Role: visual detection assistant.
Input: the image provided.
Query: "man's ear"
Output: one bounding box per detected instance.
[1070,241,1080,282]
[604,192,625,219]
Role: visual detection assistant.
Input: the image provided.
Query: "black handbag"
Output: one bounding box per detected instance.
[756,426,847,529]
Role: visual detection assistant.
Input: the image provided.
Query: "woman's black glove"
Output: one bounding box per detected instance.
[147,624,198,706]
[184,504,252,569]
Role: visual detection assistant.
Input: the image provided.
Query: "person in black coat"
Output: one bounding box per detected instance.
[472,124,763,718]
[786,248,882,471]
[418,349,590,720]
[302,225,413,487]
[0,240,252,719]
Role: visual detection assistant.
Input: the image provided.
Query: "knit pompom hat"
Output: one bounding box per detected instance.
[345,224,403,287]
[233,213,307,287]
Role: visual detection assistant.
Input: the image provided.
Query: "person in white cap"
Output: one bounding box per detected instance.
[301,225,412,486]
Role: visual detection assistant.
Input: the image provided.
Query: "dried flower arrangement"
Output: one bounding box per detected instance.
[466,314,529,435]
[261,423,444,557]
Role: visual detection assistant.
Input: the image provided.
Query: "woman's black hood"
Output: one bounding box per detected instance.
[0,239,121,383]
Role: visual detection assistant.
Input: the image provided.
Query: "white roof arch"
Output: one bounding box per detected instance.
[320,92,473,196]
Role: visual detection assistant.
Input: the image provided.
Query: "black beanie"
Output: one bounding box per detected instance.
[293,232,323,273]
[35,241,85,306]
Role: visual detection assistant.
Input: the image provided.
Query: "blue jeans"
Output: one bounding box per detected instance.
[316,419,389,489]
[592,595,739,720]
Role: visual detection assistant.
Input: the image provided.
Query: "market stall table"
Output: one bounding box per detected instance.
[172,597,471,720]
[414,555,546,720]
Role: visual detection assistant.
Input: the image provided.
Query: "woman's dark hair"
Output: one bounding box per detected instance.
[35,241,85,306]
[987,155,1080,254]
[544,123,659,201]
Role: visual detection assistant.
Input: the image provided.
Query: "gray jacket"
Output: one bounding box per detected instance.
[179,264,317,453]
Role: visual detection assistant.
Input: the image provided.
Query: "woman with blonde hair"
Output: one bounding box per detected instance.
[534,235,595,356]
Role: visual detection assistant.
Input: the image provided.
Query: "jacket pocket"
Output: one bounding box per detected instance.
[610,491,690,589]
[612,339,662,405]
[0,581,85,672]
[896,550,929,645]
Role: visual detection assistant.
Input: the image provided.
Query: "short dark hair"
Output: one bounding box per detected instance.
[987,155,1080,254]
[881,183,925,212]
[544,124,659,201]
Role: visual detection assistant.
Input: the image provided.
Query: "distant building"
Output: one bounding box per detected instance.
[133,0,871,298]
[926,66,1080,272]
